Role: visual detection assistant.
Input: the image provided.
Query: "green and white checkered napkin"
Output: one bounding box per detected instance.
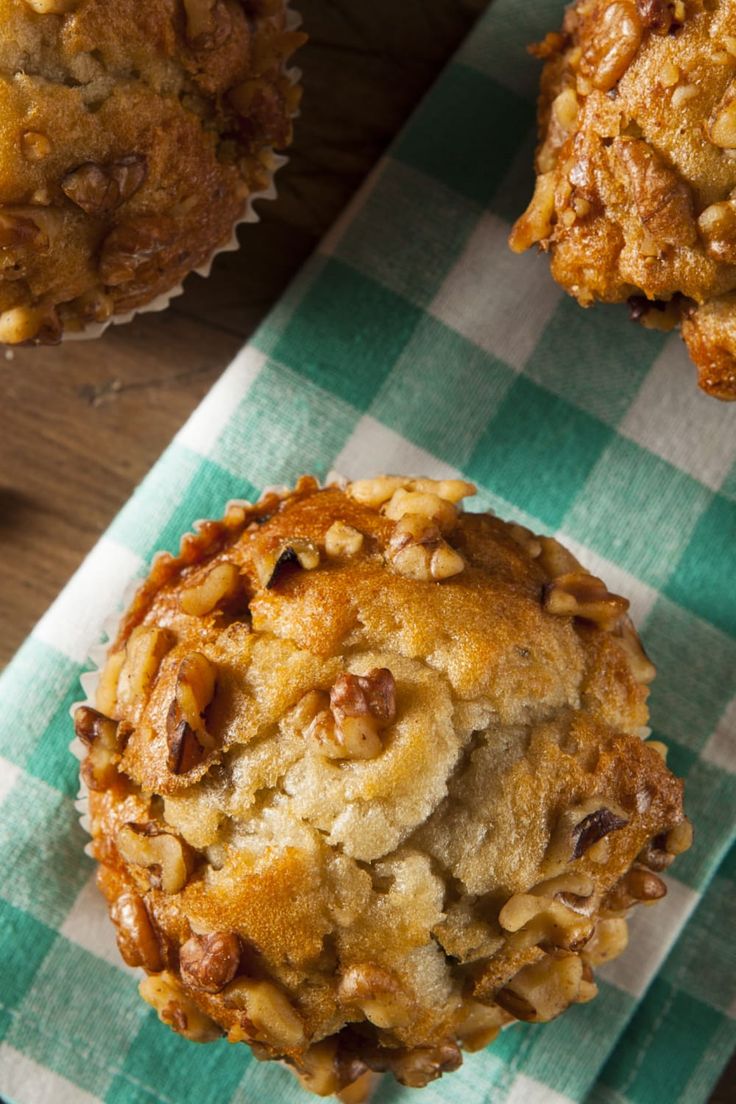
[1,1,735,1102]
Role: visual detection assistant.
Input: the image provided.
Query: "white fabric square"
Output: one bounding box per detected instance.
[430,212,562,370]
[176,345,266,455]
[701,697,736,773]
[60,875,138,977]
[32,537,142,665]
[333,415,467,482]
[598,875,698,998]
[0,1045,101,1104]
[506,1073,576,1104]
[620,335,736,490]
[554,532,659,627]
[0,756,20,807]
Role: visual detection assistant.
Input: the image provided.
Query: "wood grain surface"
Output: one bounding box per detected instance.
[0,3,732,1097]
[0,0,485,667]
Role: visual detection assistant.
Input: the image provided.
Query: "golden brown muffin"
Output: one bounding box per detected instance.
[74,475,691,1098]
[0,0,304,344]
[510,0,736,400]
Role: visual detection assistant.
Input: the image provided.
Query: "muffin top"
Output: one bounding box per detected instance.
[510,0,736,399]
[0,0,304,344]
[77,475,689,1095]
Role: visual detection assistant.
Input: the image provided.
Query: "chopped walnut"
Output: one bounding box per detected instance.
[347,475,476,508]
[179,561,241,617]
[255,539,320,589]
[499,891,594,953]
[74,705,125,791]
[324,520,364,559]
[166,652,218,774]
[387,515,464,582]
[139,970,222,1042]
[180,931,241,992]
[543,571,629,630]
[582,917,629,966]
[62,156,147,216]
[495,953,584,1023]
[709,80,736,149]
[390,1043,462,1089]
[613,138,697,246]
[183,0,232,49]
[117,823,193,894]
[580,1,643,91]
[223,977,306,1050]
[99,216,177,287]
[21,131,52,160]
[109,891,162,971]
[546,799,629,874]
[308,668,396,760]
[117,626,174,715]
[383,488,458,532]
[603,865,667,912]
[338,963,414,1029]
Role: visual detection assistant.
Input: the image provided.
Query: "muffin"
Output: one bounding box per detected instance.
[0,0,304,345]
[74,475,691,1098]
[510,0,736,400]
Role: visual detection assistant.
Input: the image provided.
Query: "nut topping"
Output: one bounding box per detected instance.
[117,823,193,894]
[308,668,396,760]
[139,970,222,1042]
[324,520,364,558]
[603,865,667,911]
[21,131,52,160]
[74,705,125,790]
[498,892,594,953]
[495,953,584,1023]
[709,81,736,148]
[582,917,629,966]
[109,891,162,971]
[613,138,697,246]
[256,539,320,589]
[99,215,177,287]
[612,615,656,684]
[387,515,465,582]
[636,0,674,33]
[570,805,629,860]
[222,977,306,1050]
[543,571,629,630]
[22,0,80,10]
[166,652,217,774]
[180,931,240,992]
[179,561,241,617]
[390,1043,462,1089]
[383,489,458,532]
[117,625,174,715]
[338,963,414,1029]
[580,1,643,92]
[347,475,475,508]
[183,0,233,50]
[62,155,147,216]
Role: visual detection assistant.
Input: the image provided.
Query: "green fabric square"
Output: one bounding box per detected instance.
[599,980,725,1104]
[526,299,666,426]
[107,444,208,561]
[467,376,612,529]
[563,438,712,590]
[0,774,92,928]
[6,939,143,1097]
[272,258,422,411]
[370,315,516,467]
[519,981,634,1099]
[665,495,736,640]
[333,160,481,308]
[212,360,358,489]
[394,65,534,206]
[25,671,93,798]
[661,857,736,1013]
[663,759,736,890]
[0,640,82,769]
[458,0,563,98]
[644,598,736,756]
[0,899,56,1043]
[106,1012,248,1104]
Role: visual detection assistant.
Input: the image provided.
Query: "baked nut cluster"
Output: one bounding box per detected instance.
[0,0,304,344]
[75,475,690,1098]
[511,0,736,399]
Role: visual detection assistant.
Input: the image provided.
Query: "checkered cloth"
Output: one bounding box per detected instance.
[1,1,735,1102]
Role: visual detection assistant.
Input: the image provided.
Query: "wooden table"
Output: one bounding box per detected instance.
[0,0,486,666]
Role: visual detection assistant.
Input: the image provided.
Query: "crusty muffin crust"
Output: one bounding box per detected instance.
[75,476,691,1097]
[510,0,736,400]
[0,0,304,344]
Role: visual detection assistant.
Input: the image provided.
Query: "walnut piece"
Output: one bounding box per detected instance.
[387,515,464,582]
[117,823,192,894]
[180,931,241,992]
[109,891,162,971]
[223,977,306,1050]
[543,571,629,631]
[62,156,147,216]
[116,626,174,715]
[179,561,241,617]
[256,539,320,589]
[338,963,414,1029]
[139,970,222,1042]
[324,521,364,559]
[183,0,232,49]
[495,954,584,1023]
[166,652,218,774]
[580,1,643,91]
[308,668,396,760]
[74,705,124,790]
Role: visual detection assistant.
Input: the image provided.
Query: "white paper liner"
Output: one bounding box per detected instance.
[64,2,304,343]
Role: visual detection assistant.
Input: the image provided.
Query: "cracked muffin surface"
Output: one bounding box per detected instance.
[75,475,691,1098]
[510,0,736,399]
[0,0,304,344]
